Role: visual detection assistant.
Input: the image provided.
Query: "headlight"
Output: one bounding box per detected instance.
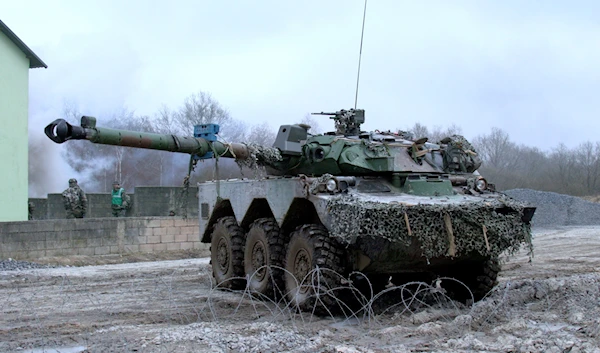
[325,178,338,192]
[475,178,487,192]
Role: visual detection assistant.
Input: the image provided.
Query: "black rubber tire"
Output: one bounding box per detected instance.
[437,257,500,303]
[210,216,246,290]
[284,224,346,314]
[244,218,287,298]
[472,257,500,300]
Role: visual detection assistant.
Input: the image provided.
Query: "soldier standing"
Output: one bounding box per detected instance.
[111,181,131,217]
[28,201,35,220]
[62,178,87,218]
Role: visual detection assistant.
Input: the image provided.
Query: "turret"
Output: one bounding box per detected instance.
[44,110,485,189]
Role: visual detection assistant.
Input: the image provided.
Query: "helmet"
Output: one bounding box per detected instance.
[69,178,77,184]
[113,181,120,185]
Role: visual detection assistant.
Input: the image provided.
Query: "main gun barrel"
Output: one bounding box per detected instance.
[44,117,250,160]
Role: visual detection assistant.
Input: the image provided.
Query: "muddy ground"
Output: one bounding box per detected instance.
[1,226,599,353]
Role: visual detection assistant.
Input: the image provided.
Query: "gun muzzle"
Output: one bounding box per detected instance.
[44,119,88,144]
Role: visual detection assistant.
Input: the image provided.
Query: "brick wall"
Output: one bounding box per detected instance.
[0,216,208,260]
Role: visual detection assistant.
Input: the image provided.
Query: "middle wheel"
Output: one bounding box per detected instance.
[284,224,346,313]
[244,218,286,298]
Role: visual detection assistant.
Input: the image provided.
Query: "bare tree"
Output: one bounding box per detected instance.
[489,144,552,191]
[154,105,178,134]
[429,124,463,144]
[223,119,248,143]
[408,122,430,140]
[174,92,231,133]
[245,122,277,145]
[575,141,600,194]
[547,143,577,194]
[472,127,518,170]
[299,114,323,135]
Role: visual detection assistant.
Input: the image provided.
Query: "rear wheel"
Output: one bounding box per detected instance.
[244,218,287,298]
[284,224,346,313]
[210,216,245,289]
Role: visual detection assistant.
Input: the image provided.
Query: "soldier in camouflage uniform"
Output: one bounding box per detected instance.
[111,181,131,217]
[28,201,35,220]
[62,178,87,219]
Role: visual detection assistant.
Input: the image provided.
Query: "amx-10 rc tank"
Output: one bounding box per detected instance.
[45,109,535,310]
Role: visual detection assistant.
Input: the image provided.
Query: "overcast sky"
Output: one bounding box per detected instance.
[2,0,600,193]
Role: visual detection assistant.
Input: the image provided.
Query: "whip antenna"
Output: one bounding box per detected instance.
[354,0,368,109]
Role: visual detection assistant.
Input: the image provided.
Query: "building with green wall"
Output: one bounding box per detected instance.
[0,19,47,222]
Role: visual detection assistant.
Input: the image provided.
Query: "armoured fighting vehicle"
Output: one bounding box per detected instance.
[45,110,535,310]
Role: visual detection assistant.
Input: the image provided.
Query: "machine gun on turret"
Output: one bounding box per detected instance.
[312,108,365,136]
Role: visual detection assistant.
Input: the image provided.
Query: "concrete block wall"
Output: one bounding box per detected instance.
[46,193,124,219]
[48,193,137,218]
[28,198,47,220]
[34,186,193,220]
[0,216,208,261]
[133,186,198,217]
[84,193,129,217]
[47,193,64,219]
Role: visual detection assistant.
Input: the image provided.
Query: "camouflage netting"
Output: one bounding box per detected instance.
[439,134,477,152]
[235,143,283,170]
[326,195,533,260]
[440,134,482,173]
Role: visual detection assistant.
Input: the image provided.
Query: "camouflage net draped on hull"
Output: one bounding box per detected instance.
[326,196,533,260]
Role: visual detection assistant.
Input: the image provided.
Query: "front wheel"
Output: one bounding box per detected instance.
[284,224,346,313]
[471,257,500,300]
[436,257,500,303]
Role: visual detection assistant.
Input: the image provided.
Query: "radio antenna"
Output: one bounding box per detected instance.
[354,0,368,109]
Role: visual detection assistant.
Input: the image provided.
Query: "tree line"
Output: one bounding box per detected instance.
[30,90,599,197]
[407,124,600,196]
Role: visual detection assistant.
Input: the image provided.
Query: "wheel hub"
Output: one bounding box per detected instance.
[216,238,229,271]
[293,248,310,292]
[251,241,266,280]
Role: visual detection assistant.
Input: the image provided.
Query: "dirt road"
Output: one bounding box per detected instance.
[1,226,599,353]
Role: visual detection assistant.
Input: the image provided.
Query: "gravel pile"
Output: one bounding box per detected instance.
[504,188,600,227]
[0,258,57,271]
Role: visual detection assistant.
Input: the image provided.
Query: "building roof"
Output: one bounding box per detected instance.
[0,19,47,69]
